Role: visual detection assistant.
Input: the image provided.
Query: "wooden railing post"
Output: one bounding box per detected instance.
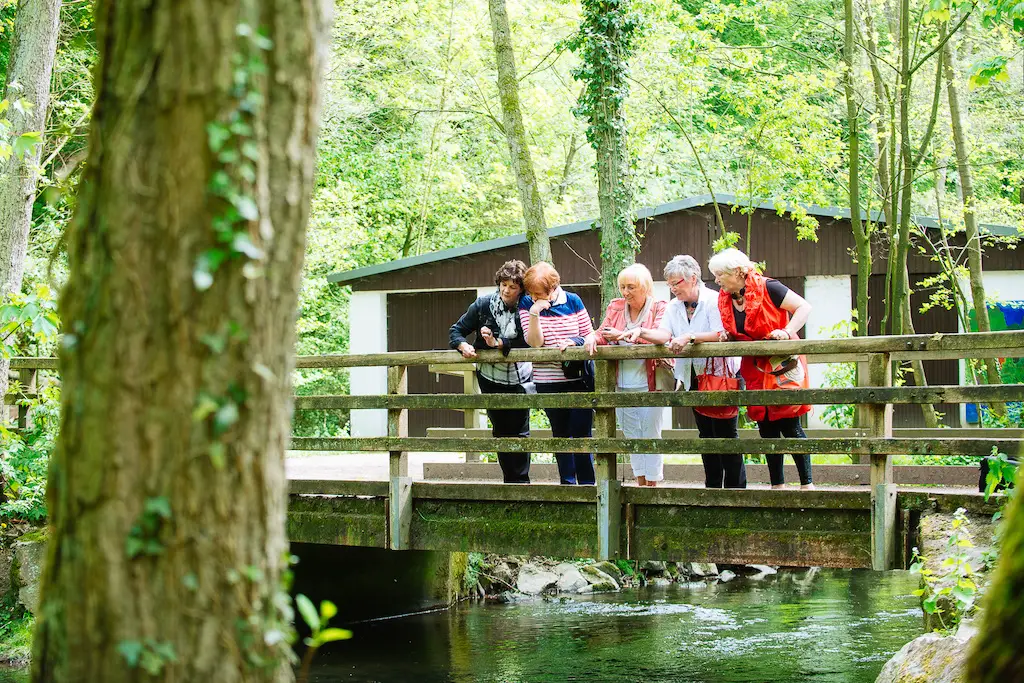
[388,365,411,550]
[866,352,896,570]
[463,370,482,462]
[17,368,36,430]
[594,359,621,561]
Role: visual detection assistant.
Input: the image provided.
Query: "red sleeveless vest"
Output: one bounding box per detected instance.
[718,272,810,422]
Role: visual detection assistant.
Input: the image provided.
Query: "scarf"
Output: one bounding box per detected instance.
[623,296,654,331]
[489,291,518,339]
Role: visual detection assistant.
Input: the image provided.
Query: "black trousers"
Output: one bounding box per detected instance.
[477,373,531,484]
[535,379,595,485]
[692,410,747,488]
[758,416,812,486]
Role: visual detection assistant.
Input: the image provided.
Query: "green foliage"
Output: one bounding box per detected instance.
[909,507,978,633]
[817,320,856,433]
[295,594,352,682]
[117,639,177,675]
[125,497,172,559]
[0,382,58,522]
[0,284,60,359]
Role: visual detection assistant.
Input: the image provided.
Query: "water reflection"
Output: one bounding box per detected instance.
[312,569,923,683]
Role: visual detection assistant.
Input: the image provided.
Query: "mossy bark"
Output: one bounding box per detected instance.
[31,2,329,681]
[967,492,1024,682]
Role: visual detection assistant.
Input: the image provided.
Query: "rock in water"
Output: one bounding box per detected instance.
[516,564,558,595]
[556,567,589,593]
[875,632,970,683]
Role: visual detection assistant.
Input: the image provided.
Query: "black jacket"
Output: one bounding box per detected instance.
[449,294,527,355]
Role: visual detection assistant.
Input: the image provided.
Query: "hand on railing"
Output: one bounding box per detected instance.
[457,342,477,359]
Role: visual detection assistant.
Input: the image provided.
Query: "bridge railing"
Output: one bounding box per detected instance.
[9,330,1024,569]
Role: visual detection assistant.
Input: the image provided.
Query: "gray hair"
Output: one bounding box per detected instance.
[663,255,701,282]
[708,248,755,276]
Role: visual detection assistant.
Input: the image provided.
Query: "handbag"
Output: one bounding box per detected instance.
[561,359,595,392]
[695,357,741,419]
[654,359,677,391]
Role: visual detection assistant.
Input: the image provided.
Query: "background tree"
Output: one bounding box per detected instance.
[567,0,642,309]
[31,1,329,680]
[0,0,61,399]
[488,0,551,264]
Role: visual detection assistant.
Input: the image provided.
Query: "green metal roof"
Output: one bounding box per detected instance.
[328,193,1019,284]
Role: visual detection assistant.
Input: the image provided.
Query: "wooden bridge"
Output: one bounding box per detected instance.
[12,331,1024,571]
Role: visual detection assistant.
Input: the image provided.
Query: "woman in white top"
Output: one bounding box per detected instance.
[597,264,669,487]
[632,255,746,488]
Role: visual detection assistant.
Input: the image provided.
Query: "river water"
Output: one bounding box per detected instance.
[309,568,923,683]
[0,568,922,682]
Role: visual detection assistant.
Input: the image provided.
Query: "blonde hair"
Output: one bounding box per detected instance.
[708,248,755,277]
[617,263,654,299]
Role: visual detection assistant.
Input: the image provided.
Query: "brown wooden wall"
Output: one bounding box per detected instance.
[352,204,1019,293]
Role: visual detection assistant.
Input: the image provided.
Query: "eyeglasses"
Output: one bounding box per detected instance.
[667,279,685,288]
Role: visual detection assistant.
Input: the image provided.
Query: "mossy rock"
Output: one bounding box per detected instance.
[592,561,622,582]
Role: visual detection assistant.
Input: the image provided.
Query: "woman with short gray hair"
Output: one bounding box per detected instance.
[630,255,745,488]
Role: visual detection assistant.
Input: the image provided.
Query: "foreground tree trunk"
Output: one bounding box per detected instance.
[31,2,329,681]
[967,489,1024,682]
[0,0,61,402]
[488,0,551,265]
[942,38,1003,410]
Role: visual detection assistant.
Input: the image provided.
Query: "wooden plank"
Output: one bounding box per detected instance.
[16,369,36,430]
[288,480,389,496]
[294,383,1024,410]
[422,426,1024,439]
[866,353,896,571]
[387,366,408,478]
[418,463,979,487]
[290,330,1024,367]
[388,476,413,551]
[292,436,1024,457]
[8,358,57,370]
[594,360,620,561]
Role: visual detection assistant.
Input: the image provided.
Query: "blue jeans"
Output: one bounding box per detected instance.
[536,379,595,485]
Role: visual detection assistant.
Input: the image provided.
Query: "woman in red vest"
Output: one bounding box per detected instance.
[707,248,815,489]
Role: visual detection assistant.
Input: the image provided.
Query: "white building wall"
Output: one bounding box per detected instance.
[349,291,388,437]
[803,275,853,428]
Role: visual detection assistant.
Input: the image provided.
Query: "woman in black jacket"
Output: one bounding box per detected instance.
[449,260,533,483]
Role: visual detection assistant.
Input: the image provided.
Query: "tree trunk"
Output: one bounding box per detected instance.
[31,2,329,681]
[0,0,61,402]
[942,37,1003,399]
[967,489,1024,682]
[843,0,869,337]
[571,0,639,311]
[488,0,551,265]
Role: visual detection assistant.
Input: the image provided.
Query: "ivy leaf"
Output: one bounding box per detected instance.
[318,628,353,644]
[208,442,227,470]
[145,496,172,520]
[296,594,320,632]
[232,233,265,259]
[234,196,259,222]
[213,401,239,436]
[13,132,42,160]
[117,640,143,667]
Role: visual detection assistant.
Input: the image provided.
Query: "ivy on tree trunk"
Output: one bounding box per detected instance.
[566,0,641,310]
[31,1,330,680]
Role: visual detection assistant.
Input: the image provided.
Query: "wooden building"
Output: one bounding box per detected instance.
[329,194,1022,435]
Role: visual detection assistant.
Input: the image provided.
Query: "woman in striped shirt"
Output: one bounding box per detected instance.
[519,262,598,485]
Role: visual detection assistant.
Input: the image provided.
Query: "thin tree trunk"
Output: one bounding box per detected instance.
[942,37,1003,402]
[0,0,61,402]
[844,0,870,337]
[488,0,551,264]
[554,130,579,205]
[31,1,329,680]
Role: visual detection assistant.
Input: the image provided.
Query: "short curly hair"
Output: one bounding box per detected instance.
[494,259,527,288]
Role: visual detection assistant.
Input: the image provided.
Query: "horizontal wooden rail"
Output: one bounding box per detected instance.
[425,427,1024,439]
[288,330,1024,367]
[290,436,1024,457]
[294,384,1024,410]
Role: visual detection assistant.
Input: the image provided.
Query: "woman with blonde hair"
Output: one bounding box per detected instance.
[708,248,814,489]
[519,262,598,485]
[597,264,670,486]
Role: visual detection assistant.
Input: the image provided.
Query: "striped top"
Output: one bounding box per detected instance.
[518,288,594,383]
